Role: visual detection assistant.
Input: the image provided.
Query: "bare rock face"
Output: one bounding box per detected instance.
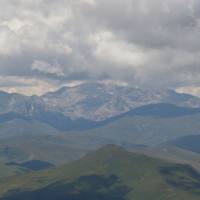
[0,92,45,117]
[41,82,200,121]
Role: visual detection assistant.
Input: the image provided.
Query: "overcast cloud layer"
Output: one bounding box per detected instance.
[0,0,200,95]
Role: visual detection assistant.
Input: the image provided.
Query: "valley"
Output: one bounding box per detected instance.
[1,83,200,199]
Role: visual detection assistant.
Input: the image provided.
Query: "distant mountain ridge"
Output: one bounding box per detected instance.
[1,82,200,121]
[0,103,200,132]
[42,82,200,121]
[125,103,200,118]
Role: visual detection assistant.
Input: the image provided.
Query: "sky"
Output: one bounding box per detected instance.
[0,0,200,96]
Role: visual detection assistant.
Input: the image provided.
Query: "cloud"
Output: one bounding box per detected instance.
[32,60,65,77]
[0,76,57,95]
[176,86,200,97]
[0,0,200,95]
[89,30,147,67]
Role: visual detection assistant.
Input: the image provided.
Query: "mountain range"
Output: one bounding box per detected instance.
[1,82,200,166]
[1,83,200,199]
[1,82,200,122]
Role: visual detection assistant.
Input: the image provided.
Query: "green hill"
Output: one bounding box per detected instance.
[2,104,200,157]
[131,145,200,171]
[0,161,27,179]
[0,119,59,139]
[82,112,200,145]
[0,133,110,165]
[1,145,200,200]
[167,135,200,154]
[0,145,28,179]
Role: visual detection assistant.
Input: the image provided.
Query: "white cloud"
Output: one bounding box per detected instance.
[89,31,147,67]
[32,60,65,77]
[0,76,57,95]
[176,86,200,97]
[79,0,96,5]
[0,26,21,56]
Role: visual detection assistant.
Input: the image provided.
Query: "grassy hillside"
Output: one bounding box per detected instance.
[1,146,200,200]
[131,145,200,171]
[0,119,59,139]
[82,113,200,145]
[0,131,144,165]
[167,135,200,153]
[0,149,52,179]
[0,147,29,179]
[0,161,27,179]
[2,104,200,175]
[2,104,200,150]
[0,133,110,165]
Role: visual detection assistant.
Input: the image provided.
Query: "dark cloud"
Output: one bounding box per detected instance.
[0,0,200,94]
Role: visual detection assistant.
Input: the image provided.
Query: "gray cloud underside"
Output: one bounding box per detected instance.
[0,0,200,94]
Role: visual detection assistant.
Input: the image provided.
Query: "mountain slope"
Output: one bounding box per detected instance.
[131,145,200,171]
[0,111,102,132]
[6,160,54,171]
[0,134,89,165]
[0,162,27,179]
[167,135,200,154]
[1,82,200,122]
[81,104,200,145]
[0,145,200,200]
[0,119,59,139]
[1,103,200,133]
[1,103,200,152]
[42,82,200,121]
[0,92,45,117]
[125,103,200,118]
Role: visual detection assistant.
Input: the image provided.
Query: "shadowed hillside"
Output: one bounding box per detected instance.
[1,146,200,200]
